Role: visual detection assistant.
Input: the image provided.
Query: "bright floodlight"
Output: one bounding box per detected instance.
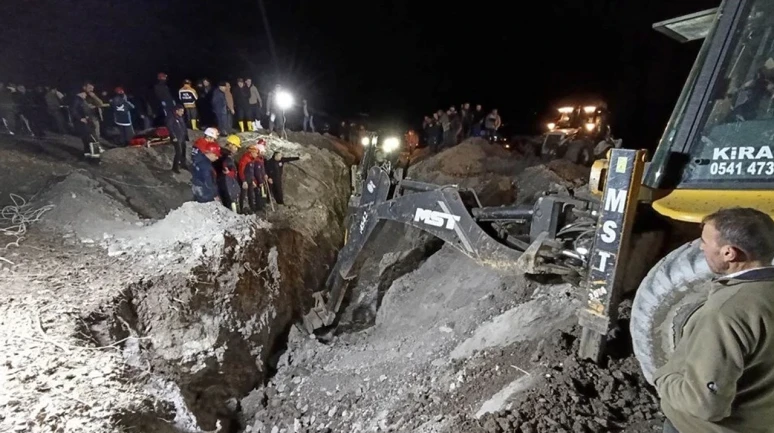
[547,122,556,131]
[383,137,400,153]
[276,90,294,110]
[585,122,596,132]
[361,136,370,146]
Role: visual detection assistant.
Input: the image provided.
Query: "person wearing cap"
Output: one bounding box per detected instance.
[154,72,175,122]
[215,135,242,212]
[110,87,136,146]
[178,79,199,130]
[191,127,221,202]
[238,139,268,213]
[166,104,189,172]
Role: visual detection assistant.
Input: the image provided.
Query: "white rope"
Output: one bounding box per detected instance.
[0,194,55,264]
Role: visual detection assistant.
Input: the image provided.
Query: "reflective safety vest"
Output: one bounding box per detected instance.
[178,86,198,108]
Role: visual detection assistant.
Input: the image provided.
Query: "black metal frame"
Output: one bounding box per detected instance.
[644,0,749,189]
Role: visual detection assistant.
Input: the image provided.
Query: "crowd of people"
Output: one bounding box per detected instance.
[0,73,319,159]
[421,103,502,152]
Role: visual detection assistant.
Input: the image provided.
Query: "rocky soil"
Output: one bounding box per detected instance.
[0,132,662,433]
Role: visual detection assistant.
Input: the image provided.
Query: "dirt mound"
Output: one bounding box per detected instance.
[240,247,581,433]
[475,324,661,433]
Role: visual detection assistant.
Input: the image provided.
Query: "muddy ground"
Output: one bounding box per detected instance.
[0,133,663,433]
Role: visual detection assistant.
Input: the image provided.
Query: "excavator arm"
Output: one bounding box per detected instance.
[302,165,597,332]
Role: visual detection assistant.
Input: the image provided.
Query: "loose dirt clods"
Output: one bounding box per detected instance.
[1,134,659,432]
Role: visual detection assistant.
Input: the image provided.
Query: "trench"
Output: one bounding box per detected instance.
[72,181,349,432]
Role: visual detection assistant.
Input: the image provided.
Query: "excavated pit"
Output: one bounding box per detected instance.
[0,132,352,433]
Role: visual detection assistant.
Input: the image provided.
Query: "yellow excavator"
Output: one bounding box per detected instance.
[582,0,774,382]
[303,0,774,385]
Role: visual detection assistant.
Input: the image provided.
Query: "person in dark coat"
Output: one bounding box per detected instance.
[265,151,299,205]
[191,128,221,202]
[214,135,242,212]
[110,87,135,146]
[166,104,189,172]
[70,91,101,158]
[234,78,251,132]
[154,72,175,122]
[211,82,229,135]
[238,140,268,213]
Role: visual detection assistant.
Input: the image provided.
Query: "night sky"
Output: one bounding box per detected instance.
[1,0,719,147]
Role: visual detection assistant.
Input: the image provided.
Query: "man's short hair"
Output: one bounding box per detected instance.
[703,207,774,262]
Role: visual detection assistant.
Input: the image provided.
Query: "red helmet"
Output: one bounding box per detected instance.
[114,87,125,94]
[157,72,167,80]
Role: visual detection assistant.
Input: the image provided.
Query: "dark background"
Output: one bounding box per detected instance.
[0,0,719,147]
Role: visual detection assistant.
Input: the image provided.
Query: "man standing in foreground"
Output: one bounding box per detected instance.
[655,207,774,433]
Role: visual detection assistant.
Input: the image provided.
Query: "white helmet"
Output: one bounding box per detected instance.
[204,127,219,138]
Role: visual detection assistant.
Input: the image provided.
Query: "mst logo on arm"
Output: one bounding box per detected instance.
[414,207,460,229]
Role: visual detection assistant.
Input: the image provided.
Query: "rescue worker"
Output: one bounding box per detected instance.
[214,135,242,212]
[154,72,175,121]
[166,104,189,172]
[245,78,262,130]
[212,82,229,135]
[238,140,268,213]
[225,82,235,134]
[234,78,251,132]
[70,90,101,159]
[191,127,221,202]
[178,79,199,130]
[265,151,299,206]
[656,207,774,433]
[110,87,135,146]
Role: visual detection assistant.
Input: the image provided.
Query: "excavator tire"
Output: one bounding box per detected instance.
[564,140,594,166]
[630,240,712,385]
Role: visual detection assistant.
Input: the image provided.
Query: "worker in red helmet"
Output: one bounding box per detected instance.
[154,72,175,121]
[191,127,221,202]
[238,139,268,213]
[110,87,135,146]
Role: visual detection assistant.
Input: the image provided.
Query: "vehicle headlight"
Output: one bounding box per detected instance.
[276,90,294,110]
[361,136,370,146]
[585,123,595,132]
[383,137,400,153]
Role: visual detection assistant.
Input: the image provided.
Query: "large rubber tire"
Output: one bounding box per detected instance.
[564,140,594,165]
[630,240,712,385]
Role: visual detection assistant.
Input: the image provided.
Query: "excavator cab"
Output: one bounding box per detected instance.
[575,0,774,382]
